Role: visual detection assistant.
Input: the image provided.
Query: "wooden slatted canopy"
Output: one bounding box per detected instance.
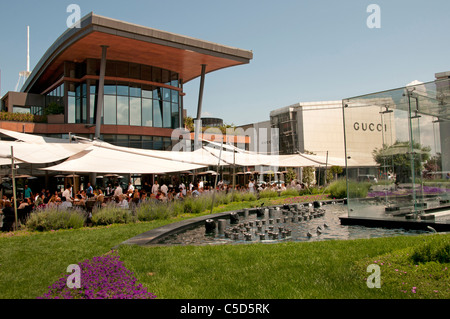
[22,12,253,93]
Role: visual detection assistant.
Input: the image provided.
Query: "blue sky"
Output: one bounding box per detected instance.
[1,0,450,126]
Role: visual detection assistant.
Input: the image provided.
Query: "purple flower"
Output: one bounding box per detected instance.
[38,253,157,299]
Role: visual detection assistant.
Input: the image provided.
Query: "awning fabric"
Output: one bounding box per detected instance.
[0,129,368,174]
[0,140,90,164]
[41,145,206,174]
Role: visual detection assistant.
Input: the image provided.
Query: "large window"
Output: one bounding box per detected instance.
[65,61,181,128]
[104,95,116,125]
[142,98,153,127]
[130,97,141,126]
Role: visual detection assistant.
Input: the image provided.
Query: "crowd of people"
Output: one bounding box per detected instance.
[0,178,297,232]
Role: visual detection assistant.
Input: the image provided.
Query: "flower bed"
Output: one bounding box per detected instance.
[38,253,156,299]
[367,185,450,198]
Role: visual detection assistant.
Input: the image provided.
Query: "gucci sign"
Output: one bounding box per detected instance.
[353,122,386,132]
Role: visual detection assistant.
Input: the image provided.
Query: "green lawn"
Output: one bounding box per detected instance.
[118,234,449,299]
[0,197,448,299]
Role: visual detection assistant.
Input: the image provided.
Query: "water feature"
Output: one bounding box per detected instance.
[154,202,430,246]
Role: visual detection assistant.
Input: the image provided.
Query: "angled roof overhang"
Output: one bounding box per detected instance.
[22,12,253,93]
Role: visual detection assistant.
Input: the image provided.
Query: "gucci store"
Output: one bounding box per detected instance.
[270,100,394,173]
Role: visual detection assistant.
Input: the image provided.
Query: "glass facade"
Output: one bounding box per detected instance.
[343,78,450,221]
[270,110,298,155]
[63,59,181,128]
[55,59,182,150]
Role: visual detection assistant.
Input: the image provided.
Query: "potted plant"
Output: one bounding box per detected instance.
[45,102,64,124]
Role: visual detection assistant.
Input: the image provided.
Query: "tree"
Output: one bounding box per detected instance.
[302,166,315,188]
[423,153,441,179]
[372,141,431,183]
[327,166,343,184]
[284,168,297,184]
[184,116,194,132]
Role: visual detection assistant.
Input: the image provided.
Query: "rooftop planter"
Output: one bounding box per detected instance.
[0,112,47,123]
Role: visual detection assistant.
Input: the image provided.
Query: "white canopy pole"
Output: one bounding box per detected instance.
[11,146,18,231]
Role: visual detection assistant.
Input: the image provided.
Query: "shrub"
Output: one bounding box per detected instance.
[26,207,86,231]
[242,192,257,202]
[38,253,157,299]
[327,179,347,199]
[182,197,206,215]
[411,235,450,264]
[91,204,136,226]
[0,111,47,123]
[348,181,371,198]
[280,188,299,197]
[327,179,371,199]
[258,189,278,198]
[136,201,176,221]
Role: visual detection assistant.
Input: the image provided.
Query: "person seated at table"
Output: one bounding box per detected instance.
[59,196,72,209]
[96,189,105,204]
[47,195,59,208]
[115,195,129,209]
[73,194,85,207]
[35,193,46,208]
[140,191,148,202]
[18,199,29,210]
[1,201,15,232]
[156,190,167,202]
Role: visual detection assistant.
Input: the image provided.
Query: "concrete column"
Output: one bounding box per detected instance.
[95,45,109,139]
[194,64,206,150]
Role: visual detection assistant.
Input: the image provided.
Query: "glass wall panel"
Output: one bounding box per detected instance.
[171,90,179,104]
[117,96,129,125]
[142,98,153,127]
[154,87,163,101]
[129,135,142,148]
[104,83,117,95]
[117,85,129,96]
[130,97,141,126]
[104,95,116,125]
[142,136,153,149]
[116,135,129,147]
[142,85,153,99]
[130,86,141,98]
[153,137,163,150]
[163,101,171,128]
[90,94,96,124]
[75,96,81,124]
[153,100,163,128]
[343,78,450,221]
[163,88,171,101]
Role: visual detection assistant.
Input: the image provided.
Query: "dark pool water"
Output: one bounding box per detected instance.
[156,203,430,246]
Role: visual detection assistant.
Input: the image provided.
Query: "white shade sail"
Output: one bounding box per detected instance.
[0,140,90,164]
[91,140,227,166]
[0,128,71,144]
[42,145,206,174]
[0,128,366,175]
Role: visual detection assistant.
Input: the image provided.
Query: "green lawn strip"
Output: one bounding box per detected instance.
[117,234,450,299]
[353,234,449,299]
